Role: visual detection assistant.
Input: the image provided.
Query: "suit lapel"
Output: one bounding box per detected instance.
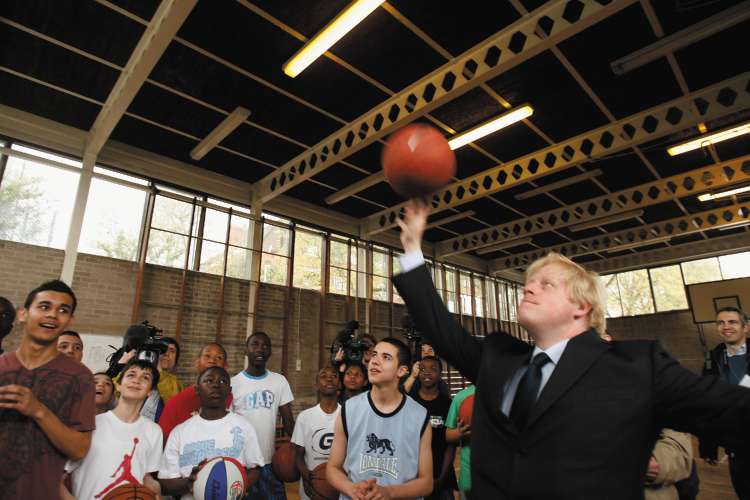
[525,330,609,430]
[479,336,531,433]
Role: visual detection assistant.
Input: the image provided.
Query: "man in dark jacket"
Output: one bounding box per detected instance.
[393,200,750,500]
[700,306,750,499]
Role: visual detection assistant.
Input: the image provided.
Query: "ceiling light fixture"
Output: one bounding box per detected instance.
[283,0,385,78]
[190,107,251,160]
[448,104,533,150]
[698,185,750,202]
[667,122,750,157]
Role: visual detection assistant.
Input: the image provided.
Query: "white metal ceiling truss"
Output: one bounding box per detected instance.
[252,0,638,204]
[437,154,750,257]
[491,201,750,271]
[363,70,750,236]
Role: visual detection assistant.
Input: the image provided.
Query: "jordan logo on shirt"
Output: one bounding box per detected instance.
[95,437,142,498]
[359,433,399,479]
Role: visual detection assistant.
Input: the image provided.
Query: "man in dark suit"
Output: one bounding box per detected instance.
[700,307,750,499]
[392,201,750,500]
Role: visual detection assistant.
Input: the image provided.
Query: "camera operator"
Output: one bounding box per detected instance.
[331,321,377,390]
[106,322,183,419]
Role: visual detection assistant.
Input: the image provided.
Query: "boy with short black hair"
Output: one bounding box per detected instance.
[57,331,83,363]
[231,331,294,500]
[159,366,263,499]
[411,356,456,500]
[63,359,163,499]
[328,337,433,499]
[159,342,230,442]
[0,280,95,500]
[292,366,341,500]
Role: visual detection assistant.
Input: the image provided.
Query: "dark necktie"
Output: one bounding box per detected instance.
[510,352,551,430]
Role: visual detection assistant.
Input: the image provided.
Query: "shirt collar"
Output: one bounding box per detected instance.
[531,338,570,366]
[727,343,747,357]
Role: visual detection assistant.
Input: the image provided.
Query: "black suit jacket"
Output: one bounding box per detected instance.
[393,264,750,500]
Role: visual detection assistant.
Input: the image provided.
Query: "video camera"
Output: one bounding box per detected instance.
[106,320,169,377]
[330,320,370,365]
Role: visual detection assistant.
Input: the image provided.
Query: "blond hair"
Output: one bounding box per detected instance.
[525,252,606,335]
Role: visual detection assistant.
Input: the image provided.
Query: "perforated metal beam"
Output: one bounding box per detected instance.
[252,0,638,205]
[585,231,750,274]
[436,154,750,257]
[363,71,750,236]
[490,201,750,271]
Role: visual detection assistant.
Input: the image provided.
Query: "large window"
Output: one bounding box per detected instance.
[649,265,688,312]
[681,257,723,285]
[79,170,148,261]
[615,269,655,316]
[372,246,389,301]
[197,200,254,280]
[0,145,80,248]
[328,238,350,295]
[260,217,291,286]
[601,274,624,318]
[392,255,404,304]
[473,276,484,317]
[292,228,322,290]
[444,266,458,314]
[459,272,472,315]
[146,194,199,269]
[719,252,750,279]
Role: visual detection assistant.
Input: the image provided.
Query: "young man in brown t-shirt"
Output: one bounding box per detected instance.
[0,280,95,500]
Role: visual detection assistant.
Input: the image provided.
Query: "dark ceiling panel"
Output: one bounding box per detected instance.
[651,0,741,36]
[669,233,705,246]
[454,145,498,178]
[641,200,685,223]
[129,83,220,139]
[329,8,446,92]
[558,3,681,119]
[311,163,369,191]
[387,1,521,56]
[149,43,341,146]
[346,142,385,174]
[249,0,352,37]
[459,197,520,226]
[641,138,715,179]
[714,134,750,162]
[588,153,657,192]
[492,185,561,216]
[2,0,144,67]
[423,227,455,242]
[358,181,404,207]
[0,69,100,130]
[199,147,273,184]
[176,1,389,122]
[440,217,487,235]
[675,20,750,92]
[475,120,550,164]
[531,231,569,247]
[221,122,305,168]
[430,86,505,133]
[0,24,119,102]
[485,50,610,142]
[550,179,606,205]
[106,0,160,22]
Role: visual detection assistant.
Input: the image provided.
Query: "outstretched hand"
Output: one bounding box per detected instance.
[395,199,429,254]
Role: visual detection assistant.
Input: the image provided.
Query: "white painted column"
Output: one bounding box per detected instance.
[60,152,95,284]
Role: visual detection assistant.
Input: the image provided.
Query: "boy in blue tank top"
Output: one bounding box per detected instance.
[328,337,433,500]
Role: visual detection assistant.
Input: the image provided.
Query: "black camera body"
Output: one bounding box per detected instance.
[331,320,369,365]
[106,320,168,378]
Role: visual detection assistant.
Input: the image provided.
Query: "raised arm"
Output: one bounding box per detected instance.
[393,201,483,382]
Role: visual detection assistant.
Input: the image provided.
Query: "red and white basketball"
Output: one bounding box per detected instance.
[192,457,248,500]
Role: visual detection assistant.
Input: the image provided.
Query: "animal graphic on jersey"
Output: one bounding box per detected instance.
[95,437,141,498]
[366,433,395,456]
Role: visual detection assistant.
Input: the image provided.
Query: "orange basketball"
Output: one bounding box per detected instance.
[272,441,300,483]
[102,483,156,500]
[382,123,456,198]
[309,463,338,500]
[459,394,474,427]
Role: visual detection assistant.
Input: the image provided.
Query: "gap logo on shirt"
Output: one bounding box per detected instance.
[238,389,275,410]
[179,426,245,467]
[359,433,399,479]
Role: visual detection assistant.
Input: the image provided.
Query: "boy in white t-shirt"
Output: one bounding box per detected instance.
[291,366,341,500]
[231,331,295,500]
[159,366,264,500]
[62,359,163,499]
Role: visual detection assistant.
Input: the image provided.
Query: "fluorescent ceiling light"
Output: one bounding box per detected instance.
[698,185,750,202]
[448,105,533,150]
[476,237,533,255]
[190,107,251,160]
[283,0,385,78]
[667,122,750,156]
[568,209,644,232]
